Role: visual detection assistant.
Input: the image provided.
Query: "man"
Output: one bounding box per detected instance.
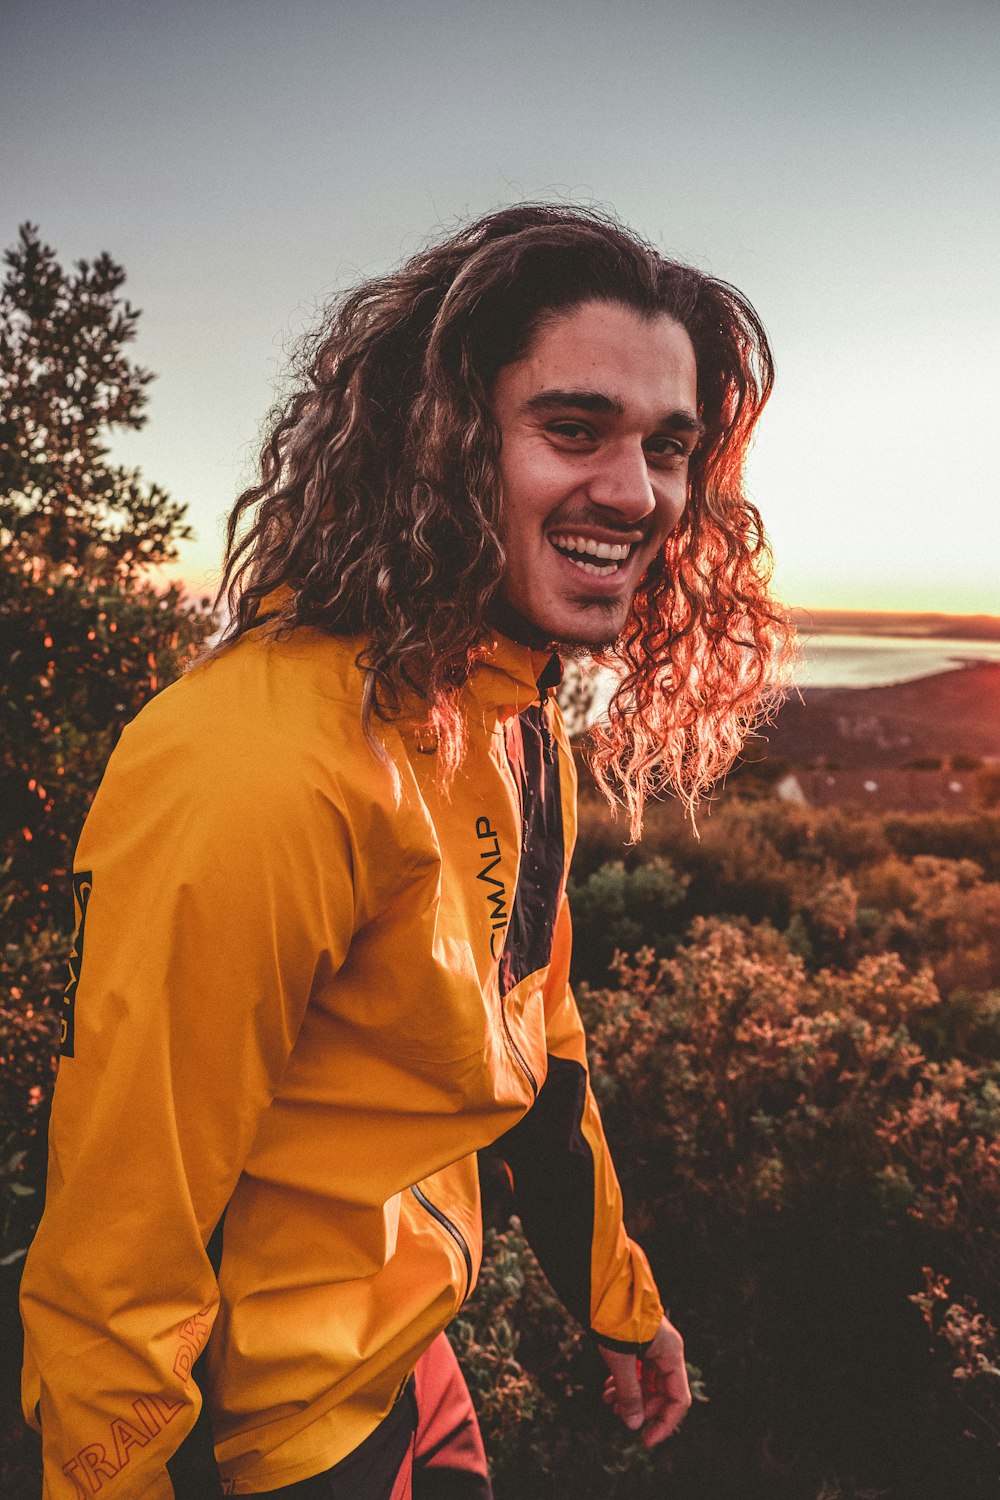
[21,205,789,1497]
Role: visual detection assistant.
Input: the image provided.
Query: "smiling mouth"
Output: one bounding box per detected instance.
[548,532,636,576]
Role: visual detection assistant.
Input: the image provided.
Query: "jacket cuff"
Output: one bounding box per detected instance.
[591,1329,657,1357]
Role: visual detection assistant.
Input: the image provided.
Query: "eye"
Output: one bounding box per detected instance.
[644,435,687,462]
[547,420,594,443]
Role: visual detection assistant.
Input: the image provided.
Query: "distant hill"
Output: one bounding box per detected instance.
[759,661,1000,768]
[791,609,1000,641]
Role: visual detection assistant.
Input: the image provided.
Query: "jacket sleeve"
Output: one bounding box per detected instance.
[19,707,356,1499]
[494,892,665,1353]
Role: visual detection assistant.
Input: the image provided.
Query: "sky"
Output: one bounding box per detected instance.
[3,0,998,615]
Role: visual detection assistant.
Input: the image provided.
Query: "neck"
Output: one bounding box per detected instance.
[488,597,556,652]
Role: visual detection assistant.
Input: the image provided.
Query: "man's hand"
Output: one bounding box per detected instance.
[599,1316,691,1446]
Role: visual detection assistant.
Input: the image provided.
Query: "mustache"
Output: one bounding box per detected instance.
[547,511,649,538]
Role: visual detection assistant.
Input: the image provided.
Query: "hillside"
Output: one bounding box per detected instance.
[760,660,1000,769]
[791,609,1000,641]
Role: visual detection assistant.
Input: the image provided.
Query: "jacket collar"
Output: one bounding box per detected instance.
[465,632,562,716]
[252,588,561,716]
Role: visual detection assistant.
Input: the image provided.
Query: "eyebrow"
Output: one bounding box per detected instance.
[523,387,705,436]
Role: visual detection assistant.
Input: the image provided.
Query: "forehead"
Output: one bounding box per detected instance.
[496,299,698,414]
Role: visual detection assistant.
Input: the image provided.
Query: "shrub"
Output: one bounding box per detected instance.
[572,920,1000,1496]
[884,813,1000,881]
[567,856,688,985]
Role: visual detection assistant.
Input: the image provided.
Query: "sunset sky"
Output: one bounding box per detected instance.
[3,0,998,615]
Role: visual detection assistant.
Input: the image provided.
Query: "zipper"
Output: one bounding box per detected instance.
[500,1002,538,1098]
[537,688,557,760]
[410,1184,473,1302]
[495,707,545,1102]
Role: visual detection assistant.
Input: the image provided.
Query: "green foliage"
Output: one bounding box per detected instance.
[453,1222,672,1498]
[582,921,972,1222]
[469,906,1000,1494]
[469,795,1000,1496]
[0,928,65,1267]
[0,226,212,1281]
[0,223,190,576]
[1,226,213,945]
[1,568,212,939]
[567,855,688,983]
[883,810,1000,881]
[572,795,1000,1006]
[911,1268,1000,1448]
[449,1223,572,1485]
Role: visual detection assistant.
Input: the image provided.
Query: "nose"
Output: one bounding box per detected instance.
[585,439,656,523]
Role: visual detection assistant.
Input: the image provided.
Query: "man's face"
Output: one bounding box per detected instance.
[492,299,700,649]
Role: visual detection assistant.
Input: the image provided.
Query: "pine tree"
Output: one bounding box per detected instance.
[0,224,214,1266]
[1,222,213,935]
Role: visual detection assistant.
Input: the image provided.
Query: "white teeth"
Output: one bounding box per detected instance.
[549,533,633,565]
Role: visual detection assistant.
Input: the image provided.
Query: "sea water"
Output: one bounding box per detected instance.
[797,634,1000,689]
[585,633,1000,723]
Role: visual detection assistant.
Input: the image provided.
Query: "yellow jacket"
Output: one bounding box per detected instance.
[20,628,663,1497]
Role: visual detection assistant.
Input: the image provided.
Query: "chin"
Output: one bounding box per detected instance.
[551,640,609,662]
[539,615,625,654]
[503,591,629,654]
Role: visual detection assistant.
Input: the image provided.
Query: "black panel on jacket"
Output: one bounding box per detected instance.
[498,702,564,997]
[247,1384,417,1497]
[496,1056,595,1329]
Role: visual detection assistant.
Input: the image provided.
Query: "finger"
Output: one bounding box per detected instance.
[642,1396,690,1447]
[614,1390,645,1430]
[642,1415,675,1447]
[641,1371,692,1446]
[601,1352,644,1430]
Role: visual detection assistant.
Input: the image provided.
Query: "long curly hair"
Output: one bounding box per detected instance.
[213,204,794,835]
